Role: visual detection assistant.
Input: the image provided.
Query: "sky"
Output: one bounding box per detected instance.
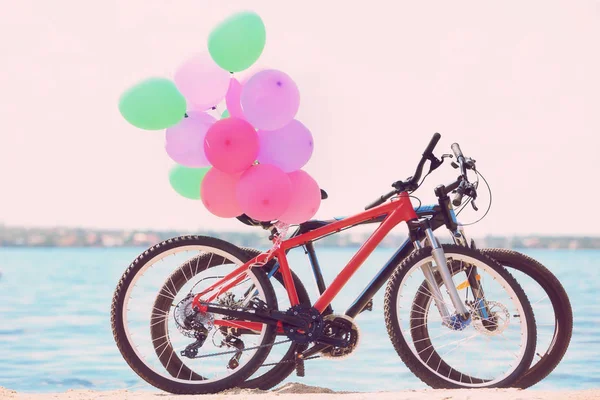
[0,1,598,236]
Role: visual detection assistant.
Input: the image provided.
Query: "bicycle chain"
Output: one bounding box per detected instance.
[188,300,322,365]
[191,338,293,359]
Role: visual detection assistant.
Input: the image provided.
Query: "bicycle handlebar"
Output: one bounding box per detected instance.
[364,190,397,210]
[451,142,467,177]
[451,142,464,160]
[448,142,479,207]
[365,133,441,210]
[452,179,466,206]
[424,133,442,157]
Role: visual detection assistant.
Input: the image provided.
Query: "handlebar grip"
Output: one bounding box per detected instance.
[452,191,464,207]
[423,133,441,156]
[451,143,464,160]
[365,190,396,210]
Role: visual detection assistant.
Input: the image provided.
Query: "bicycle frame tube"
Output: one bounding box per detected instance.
[194,193,418,328]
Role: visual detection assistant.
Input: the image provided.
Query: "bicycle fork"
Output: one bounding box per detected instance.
[416,223,470,325]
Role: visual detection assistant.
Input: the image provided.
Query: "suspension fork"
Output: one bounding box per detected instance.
[452,224,485,300]
[414,240,452,321]
[450,224,493,321]
[413,217,469,321]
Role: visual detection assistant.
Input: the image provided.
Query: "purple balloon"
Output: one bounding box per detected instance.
[240,69,300,131]
[165,111,216,167]
[225,78,245,119]
[257,120,314,172]
[174,53,231,111]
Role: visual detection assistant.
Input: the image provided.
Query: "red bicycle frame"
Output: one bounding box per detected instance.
[193,193,418,332]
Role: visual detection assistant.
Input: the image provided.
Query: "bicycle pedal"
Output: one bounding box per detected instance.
[295,354,305,377]
[359,298,373,313]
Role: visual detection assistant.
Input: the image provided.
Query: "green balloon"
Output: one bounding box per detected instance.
[169,165,209,200]
[119,77,186,130]
[221,109,230,119]
[208,11,266,72]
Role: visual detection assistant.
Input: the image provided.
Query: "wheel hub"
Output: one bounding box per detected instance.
[174,294,214,338]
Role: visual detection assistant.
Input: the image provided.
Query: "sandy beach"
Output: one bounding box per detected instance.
[2,384,599,400]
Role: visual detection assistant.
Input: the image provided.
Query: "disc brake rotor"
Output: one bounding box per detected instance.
[471,300,510,336]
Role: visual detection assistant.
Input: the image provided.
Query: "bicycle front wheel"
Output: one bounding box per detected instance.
[384,244,537,388]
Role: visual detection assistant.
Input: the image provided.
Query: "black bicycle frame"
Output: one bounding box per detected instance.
[271,206,448,321]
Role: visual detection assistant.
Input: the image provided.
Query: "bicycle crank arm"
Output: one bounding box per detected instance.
[297,337,348,361]
[204,305,310,330]
[299,342,330,359]
[315,335,349,347]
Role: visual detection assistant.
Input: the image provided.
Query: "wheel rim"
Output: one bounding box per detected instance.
[121,245,268,385]
[497,266,562,376]
[395,252,530,387]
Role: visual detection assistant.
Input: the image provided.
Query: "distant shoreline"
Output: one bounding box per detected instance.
[1,225,599,249]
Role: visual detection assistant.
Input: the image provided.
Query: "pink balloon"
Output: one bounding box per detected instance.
[257,120,314,172]
[200,168,243,218]
[241,69,300,131]
[236,164,292,221]
[204,117,259,174]
[165,111,215,167]
[225,78,245,119]
[174,53,231,111]
[278,170,321,224]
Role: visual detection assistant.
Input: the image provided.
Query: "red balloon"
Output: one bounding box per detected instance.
[236,164,292,221]
[200,168,243,218]
[278,170,321,224]
[204,117,259,174]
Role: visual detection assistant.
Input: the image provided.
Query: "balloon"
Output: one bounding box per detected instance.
[221,109,230,119]
[225,78,245,119]
[236,164,292,221]
[241,69,300,130]
[208,11,266,73]
[200,168,243,218]
[169,165,210,200]
[204,117,259,174]
[278,170,321,224]
[174,53,231,111]
[165,112,216,167]
[257,120,314,172]
[118,77,186,130]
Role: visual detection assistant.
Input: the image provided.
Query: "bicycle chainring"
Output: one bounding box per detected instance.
[320,314,361,359]
[282,305,323,344]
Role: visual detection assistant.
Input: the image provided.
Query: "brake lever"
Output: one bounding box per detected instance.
[465,157,476,169]
[471,200,479,211]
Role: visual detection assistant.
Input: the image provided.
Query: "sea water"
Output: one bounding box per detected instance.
[0,246,597,392]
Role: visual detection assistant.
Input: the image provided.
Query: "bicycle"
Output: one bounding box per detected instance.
[145,136,571,390]
[111,133,543,393]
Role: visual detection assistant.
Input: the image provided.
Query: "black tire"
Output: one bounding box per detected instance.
[481,248,573,389]
[384,244,537,388]
[148,246,311,390]
[111,236,278,394]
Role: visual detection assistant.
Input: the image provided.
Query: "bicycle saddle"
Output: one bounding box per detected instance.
[236,189,329,227]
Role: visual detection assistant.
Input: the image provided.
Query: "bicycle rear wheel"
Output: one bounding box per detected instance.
[111,236,277,394]
[150,246,311,390]
[481,249,573,388]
